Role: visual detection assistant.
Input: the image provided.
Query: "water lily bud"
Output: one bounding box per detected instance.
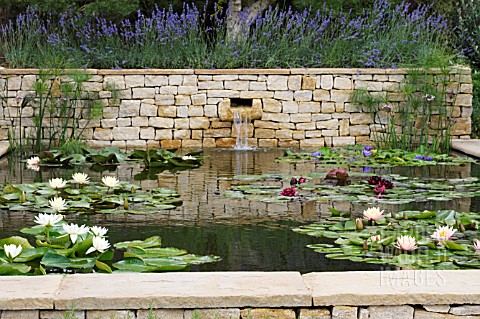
[458,223,466,232]
[21,191,26,203]
[355,218,364,230]
[131,186,136,194]
[123,198,129,210]
[363,240,368,250]
[403,213,408,220]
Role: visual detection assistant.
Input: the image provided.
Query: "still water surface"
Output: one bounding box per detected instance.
[0,148,478,272]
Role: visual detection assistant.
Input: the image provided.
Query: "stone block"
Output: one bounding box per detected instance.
[188,105,204,117]
[321,75,333,90]
[85,310,134,319]
[182,139,203,147]
[254,120,279,129]
[174,129,191,139]
[158,105,176,117]
[350,125,370,136]
[125,75,144,88]
[350,113,370,124]
[140,127,155,140]
[332,306,357,319]
[275,129,292,139]
[240,309,295,319]
[82,81,103,92]
[460,83,473,94]
[40,310,85,319]
[334,77,352,90]
[455,94,472,106]
[137,309,183,319]
[155,94,174,106]
[302,76,317,90]
[373,74,388,81]
[203,138,216,147]
[275,91,294,101]
[169,74,183,85]
[177,105,189,117]
[331,90,352,102]
[321,102,335,113]
[175,118,190,129]
[278,140,299,148]
[290,113,311,123]
[160,86,178,95]
[288,75,302,91]
[240,91,273,99]
[208,90,240,98]
[300,138,325,148]
[225,81,249,90]
[192,94,207,105]
[317,119,339,130]
[450,305,480,316]
[204,104,218,117]
[414,309,480,319]
[462,106,473,117]
[99,91,112,99]
[183,75,197,86]
[294,90,313,102]
[389,74,405,82]
[297,122,316,130]
[333,136,355,145]
[355,80,383,91]
[267,75,288,90]
[359,308,369,319]
[185,309,240,319]
[312,114,333,121]
[213,75,238,81]
[178,86,198,95]
[199,81,224,90]
[7,76,22,90]
[161,140,181,149]
[263,99,282,113]
[21,75,37,91]
[204,128,231,138]
[155,129,173,140]
[383,82,400,92]
[282,101,299,113]
[112,127,139,140]
[190,117,210,129]
[175,95,191,105]
[149,117,174,128]
[423,305,450,313]
[119,100,140,117]
[216,138,236,147]
[140,103,158,116]
[104,75,126,90]
[353,74,373,80]
[368,306,414,319]
[145,75,168,87]
[299,102,320,113]
[250,82,267,91]
[239,75,258,81]
[255,129,275,139]
[117,89,132,99]
[101,119,116,128]
[93,128,113,140]
[1,310,39,319]
[339,119,350,136]
[292,130,305,139]
[258,139,278,147]
[126,139,146,148]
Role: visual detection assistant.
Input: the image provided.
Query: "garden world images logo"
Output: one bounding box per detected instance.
[380,270,446,287]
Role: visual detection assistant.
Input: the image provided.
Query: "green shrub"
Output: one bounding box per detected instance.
[472,70,480,138]
[455,0,480,67]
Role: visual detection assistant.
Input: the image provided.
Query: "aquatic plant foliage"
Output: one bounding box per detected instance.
[0,175,182,214]
[293,208,480,270]
[0,218,219,275]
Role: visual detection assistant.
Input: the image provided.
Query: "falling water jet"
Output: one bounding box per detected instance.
[233,111,254,150]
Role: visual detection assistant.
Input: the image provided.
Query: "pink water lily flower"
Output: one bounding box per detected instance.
[395,235,418,251]
[431,226,456,244]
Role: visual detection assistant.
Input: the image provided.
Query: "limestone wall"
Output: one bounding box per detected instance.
[1,271,479,319]
[0,68,473,149]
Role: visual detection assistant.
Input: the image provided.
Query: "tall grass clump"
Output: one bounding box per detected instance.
[353,66,458,154]
[0,0,453,69]
[8,69,103,157]
[0,5,208,69]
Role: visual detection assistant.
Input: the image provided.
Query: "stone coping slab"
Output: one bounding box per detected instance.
[0,275,63,310]
[452,139,480,159]
[54,272,311,310]
[303,270,480,306]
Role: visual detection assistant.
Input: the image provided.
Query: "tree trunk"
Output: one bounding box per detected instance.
[226,0,276,40]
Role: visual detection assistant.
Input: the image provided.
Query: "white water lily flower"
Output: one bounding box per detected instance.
[27,156,40,166]
[370,235,381,242]
[431,225,456,244]
[474,239,480,252]
[4,244,22,260]
[49,178,67,189]
[72,172,90,184]
[48,197,68,212]
[86,236,111,254]
[395,235,418,251]
[182,155,196,161]
[27,163,40,171]
[34,213,63,227]
[362,207,384,221]
[62,223,90,244]
[90,226,108,237]
[102,176,120,188]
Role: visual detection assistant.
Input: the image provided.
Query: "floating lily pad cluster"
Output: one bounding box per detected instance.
[0,174,182,214]
[293,207,480,270]
[277,146,476,167]
[225,172,480,205]
[0,215,219,275]
[26,147,204,168]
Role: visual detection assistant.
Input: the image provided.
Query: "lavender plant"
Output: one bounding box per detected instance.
[0,0,453,69]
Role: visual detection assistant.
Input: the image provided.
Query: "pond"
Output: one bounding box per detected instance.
[0,148,478,273]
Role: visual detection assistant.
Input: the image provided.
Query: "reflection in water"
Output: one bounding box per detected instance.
[0,149,477,272]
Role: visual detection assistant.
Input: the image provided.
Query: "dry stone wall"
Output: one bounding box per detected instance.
[0,68,473,149]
